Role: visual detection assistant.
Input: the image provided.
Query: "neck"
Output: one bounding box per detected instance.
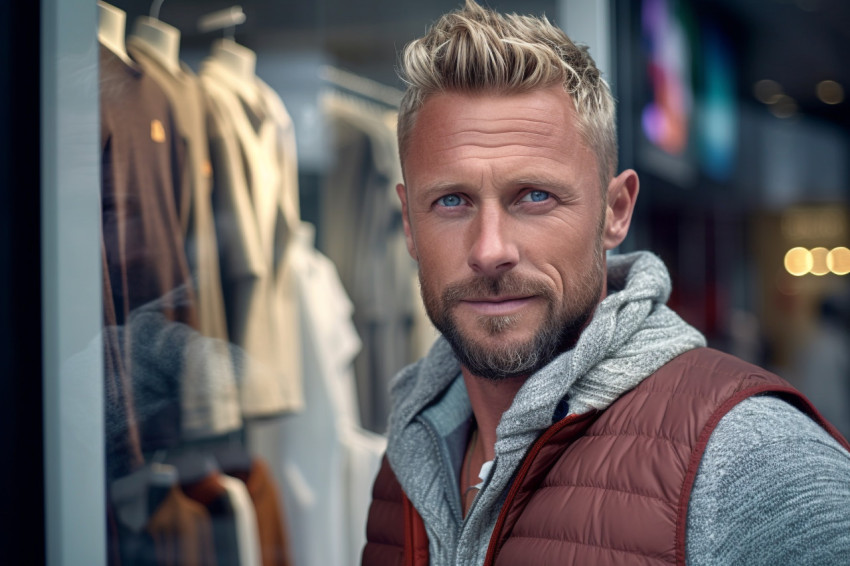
[131,16,181,76]
[462,368,526,461]
[97,1,133,66]
[461,255,609,461]
[210,38,256,81]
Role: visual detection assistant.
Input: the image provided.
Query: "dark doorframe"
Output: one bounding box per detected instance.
[0,1,46,564]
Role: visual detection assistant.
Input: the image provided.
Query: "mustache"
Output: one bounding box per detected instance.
[441,272,555,304]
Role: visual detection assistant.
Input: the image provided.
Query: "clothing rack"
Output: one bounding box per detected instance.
[320,65,403,108]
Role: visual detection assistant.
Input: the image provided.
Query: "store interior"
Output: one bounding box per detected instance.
[88,0,850,564]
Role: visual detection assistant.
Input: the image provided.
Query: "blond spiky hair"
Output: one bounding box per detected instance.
[397,0,617,191]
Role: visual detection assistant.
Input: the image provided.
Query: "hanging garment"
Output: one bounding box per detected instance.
[182,471,242,566]
[200,56,303,417]
[320,93,421,433]
[146,486,218,566]
[127,38,229,343]
[127,39,241,442]
[227,458,294,566]
[100,43,200,453]
[219,475,263,566]
[249,222,385,566]
[111,477,217,566]
[341,424,387,564]
[101,238,144,480]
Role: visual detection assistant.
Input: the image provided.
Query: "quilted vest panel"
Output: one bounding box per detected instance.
[362,455,407,566]
[362,348,848,566]
[487,348,844,565]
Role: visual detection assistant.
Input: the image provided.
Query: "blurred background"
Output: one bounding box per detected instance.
[107,0,850,426]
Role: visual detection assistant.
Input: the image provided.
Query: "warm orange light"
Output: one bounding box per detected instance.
[827,247,850,275]
[784,247,813,276]
[810,247,830,276]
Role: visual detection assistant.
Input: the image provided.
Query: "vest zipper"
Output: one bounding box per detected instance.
[482,412,597,565]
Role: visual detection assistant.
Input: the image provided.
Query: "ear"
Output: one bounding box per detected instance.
[397,183,419,261]
[602,169,639,251]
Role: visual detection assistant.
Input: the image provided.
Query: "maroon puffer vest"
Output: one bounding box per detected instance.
[361,348,850,566]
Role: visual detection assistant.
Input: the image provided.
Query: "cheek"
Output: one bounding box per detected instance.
[417,253,456,297]
[413,220,465,271]
[414,236,449,290]
[532,235,599,294]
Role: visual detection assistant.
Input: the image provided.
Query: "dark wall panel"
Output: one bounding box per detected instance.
[0,1,45,564]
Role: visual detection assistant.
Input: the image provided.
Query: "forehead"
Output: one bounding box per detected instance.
[403,87,595,186]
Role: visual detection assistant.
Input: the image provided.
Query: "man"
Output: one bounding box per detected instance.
[362,2,850,565]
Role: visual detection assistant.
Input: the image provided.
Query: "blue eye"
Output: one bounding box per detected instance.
[437,194,463,207]
[523,190,550,202]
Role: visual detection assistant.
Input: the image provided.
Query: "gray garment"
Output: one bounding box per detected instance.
[687,395,850,565]
[386,251,707,565]
[321,95,416,433]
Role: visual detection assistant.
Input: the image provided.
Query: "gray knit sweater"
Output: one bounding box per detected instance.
[385,251,850,565]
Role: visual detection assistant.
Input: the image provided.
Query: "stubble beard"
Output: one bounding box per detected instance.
[420,250,605,381]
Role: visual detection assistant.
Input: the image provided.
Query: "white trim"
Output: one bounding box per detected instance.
[41,0,105,563]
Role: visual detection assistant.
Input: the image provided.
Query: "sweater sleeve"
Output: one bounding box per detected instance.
[686,395,850,565]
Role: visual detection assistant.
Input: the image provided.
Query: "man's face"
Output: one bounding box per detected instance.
[398,86,624,380]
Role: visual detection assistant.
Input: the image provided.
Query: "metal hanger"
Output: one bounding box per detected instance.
[198,5,246,41]
[149,0,165,19]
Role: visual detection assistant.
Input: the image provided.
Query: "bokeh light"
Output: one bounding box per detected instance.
[784,247,813,276]
[785,246,850,275]
[816,80,845,105]
[810,247,830,276]
[754,79,783,104]
[827,247,850,275]
[769,94,798,118]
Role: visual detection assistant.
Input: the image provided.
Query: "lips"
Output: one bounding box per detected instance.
[459,296,536,316]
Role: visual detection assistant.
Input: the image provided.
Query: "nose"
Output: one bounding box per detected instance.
[467,204,519,277]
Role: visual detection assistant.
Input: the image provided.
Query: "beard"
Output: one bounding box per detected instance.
[420,251,605,381]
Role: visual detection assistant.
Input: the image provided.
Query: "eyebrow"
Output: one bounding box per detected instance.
[414,181,467,203]
[511,177,576,193]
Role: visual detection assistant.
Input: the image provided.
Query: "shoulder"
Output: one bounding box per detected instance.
[687,395,850,565]
[708,394,847,451]
[635,348,794,411]
[696,395,850,489]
